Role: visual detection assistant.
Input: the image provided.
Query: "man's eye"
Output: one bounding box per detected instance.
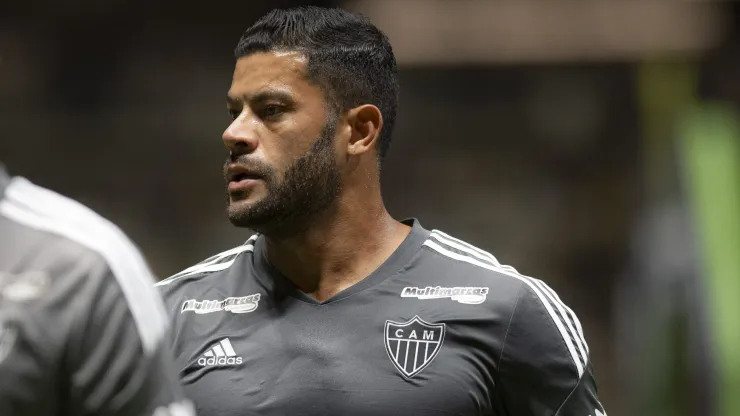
[228,109,241,120]
[262,105,284,118]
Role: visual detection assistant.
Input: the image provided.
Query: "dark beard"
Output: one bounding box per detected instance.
[225,121,341,239]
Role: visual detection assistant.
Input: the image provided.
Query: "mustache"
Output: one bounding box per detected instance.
[223,156,276,181]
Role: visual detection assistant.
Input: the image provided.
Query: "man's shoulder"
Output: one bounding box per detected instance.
[0,173,108,286]
[417,228,581,323]
[0,177,143,282]
[0,176,168,353]
[1,205,100,273]
[419,229,527,292]
[419,229,591,381]
[155,235,258,297]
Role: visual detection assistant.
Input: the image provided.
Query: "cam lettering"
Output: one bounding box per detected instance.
[394,329,434,340]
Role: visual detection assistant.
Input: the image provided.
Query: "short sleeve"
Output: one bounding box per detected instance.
[497,283,606,415]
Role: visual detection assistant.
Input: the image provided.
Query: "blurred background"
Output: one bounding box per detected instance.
[3,0,740,414]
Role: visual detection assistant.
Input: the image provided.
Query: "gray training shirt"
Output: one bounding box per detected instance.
[158,219,606,416]
[0,168,194,416]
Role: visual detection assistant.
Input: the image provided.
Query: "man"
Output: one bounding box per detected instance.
[157,6,606,415]
[0,166,194,416]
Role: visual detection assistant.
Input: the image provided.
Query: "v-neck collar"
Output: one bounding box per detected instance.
[252,218,429,305]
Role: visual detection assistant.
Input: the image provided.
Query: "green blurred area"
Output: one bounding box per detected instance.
[637,60,740,416]
[680,103,740,416]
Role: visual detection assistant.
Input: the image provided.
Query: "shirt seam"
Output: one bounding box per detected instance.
[496,282,526,370]
[553,370,587,415]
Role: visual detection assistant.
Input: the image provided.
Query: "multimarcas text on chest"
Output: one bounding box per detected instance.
[401,286,489,304]
[181,294,261,314]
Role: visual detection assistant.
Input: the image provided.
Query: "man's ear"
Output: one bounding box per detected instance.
[346,104,383,156]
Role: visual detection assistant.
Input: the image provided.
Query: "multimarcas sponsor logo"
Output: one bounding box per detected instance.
[401,286,489,304]
[181,294,260,314]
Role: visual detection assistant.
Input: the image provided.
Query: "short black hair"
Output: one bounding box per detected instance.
[234,6,399,161]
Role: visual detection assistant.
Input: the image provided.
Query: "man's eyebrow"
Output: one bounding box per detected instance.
[226,90,295,105]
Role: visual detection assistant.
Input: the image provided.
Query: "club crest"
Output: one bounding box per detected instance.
[384,316,445,378]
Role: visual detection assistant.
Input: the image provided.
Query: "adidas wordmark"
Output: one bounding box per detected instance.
[198,338,243,366]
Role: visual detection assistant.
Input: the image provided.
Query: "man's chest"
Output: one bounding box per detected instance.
[171,287,507,416]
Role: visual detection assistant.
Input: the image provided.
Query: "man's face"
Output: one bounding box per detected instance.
[223,51,341,237]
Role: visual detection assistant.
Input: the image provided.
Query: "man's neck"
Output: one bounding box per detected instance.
[264,196,410,302]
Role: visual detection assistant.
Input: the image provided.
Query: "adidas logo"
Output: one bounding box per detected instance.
[197,338,243,367]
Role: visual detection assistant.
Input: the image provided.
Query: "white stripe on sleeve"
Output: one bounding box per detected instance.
[423,237,585,377]
[0,177,167,355]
